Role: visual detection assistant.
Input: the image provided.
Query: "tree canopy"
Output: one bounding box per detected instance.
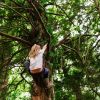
[0,0,100,100]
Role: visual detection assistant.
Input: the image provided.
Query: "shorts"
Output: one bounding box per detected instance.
[43,67,49,78]
[30,67,49,86]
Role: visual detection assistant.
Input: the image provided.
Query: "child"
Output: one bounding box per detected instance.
[28,44,50,88]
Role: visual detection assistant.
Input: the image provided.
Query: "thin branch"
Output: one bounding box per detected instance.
[46,12,64,16]
[0,47,27,72]
[91,88,100,97]
[20,69,31,85]
[55,34,100,48]
[27,0,50,38]
[0,3,28,21]
[55,35,71,48]
[15,79,24,89]
[0,31,32,46]
[27,0,51,60]
[62,44,84,66]
[89,84,100,97]
[91,39,100,50]
[0,6,33,9]
[93,0,100,16]
[44,2,73,23]
[31,2,50,37]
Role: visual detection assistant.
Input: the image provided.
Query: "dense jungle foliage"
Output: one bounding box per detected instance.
[0,0,100,100]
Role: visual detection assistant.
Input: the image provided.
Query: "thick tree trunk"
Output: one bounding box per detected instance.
[26,1,52,99]
[31,84,53,100]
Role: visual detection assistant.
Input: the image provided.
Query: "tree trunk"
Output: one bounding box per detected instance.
[0,67,8,100]
[26,1,52,99]
[31,84,53,100]
[72,85,83,100]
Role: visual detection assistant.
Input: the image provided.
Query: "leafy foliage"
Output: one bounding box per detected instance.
[0,0,100,100]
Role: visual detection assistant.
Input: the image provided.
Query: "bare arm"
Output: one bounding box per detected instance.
[41,44,47,53]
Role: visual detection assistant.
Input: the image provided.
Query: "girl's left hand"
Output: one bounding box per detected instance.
[43,44,47,49]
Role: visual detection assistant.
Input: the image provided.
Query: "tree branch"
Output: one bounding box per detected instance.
[27,0,51,60]
[54,34,100,48]
[46,12,64,16]
[0,31,32,46]
[62,44,84,66]
[0,3,28,21]
[93,0,100,16]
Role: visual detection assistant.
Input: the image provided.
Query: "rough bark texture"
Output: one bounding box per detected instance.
[25,0,53,99]
[31,84,53,100]
[0,67,8,100]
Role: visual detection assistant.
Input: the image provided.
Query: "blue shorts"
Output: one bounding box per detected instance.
[30,68,49,78]
[43,68,49,78]
[30,67,49,87]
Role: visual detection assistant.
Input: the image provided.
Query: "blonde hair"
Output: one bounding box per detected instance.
[28,44,41,58]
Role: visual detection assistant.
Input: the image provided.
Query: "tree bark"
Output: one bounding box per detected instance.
[0,66,8,100]
[0,32,32,46]
[31,84,53,100]
[72,85,83,100]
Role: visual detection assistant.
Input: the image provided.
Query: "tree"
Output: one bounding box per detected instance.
[0,0,51,99]
[0,0,100,100]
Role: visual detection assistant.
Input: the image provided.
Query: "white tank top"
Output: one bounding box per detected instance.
[29,49,45,71]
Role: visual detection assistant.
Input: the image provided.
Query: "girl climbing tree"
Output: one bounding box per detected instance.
[28,43,52,100]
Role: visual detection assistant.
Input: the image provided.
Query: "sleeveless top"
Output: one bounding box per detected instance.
[29,48,45,71]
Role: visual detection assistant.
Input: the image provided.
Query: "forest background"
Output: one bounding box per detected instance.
[0,0,100,100]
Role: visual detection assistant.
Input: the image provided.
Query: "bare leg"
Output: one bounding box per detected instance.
[32,96,40,100]
[44,78,53,88]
